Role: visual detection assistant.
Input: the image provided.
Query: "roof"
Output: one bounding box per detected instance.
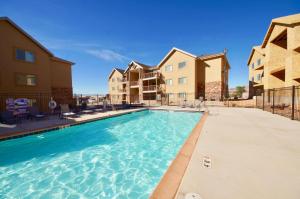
[156,47,197,68]
[51,57,75,65]
[115,68,125,74]
[262,13,300,48]
[124,61,155,73]
[117,48,230,74]
[197,52,225,60]
[197,52,230,69]
[247,46,265,65]
[108,68,124,79]
[0,16,74,65]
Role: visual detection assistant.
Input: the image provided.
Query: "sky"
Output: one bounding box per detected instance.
[1,0,299,94]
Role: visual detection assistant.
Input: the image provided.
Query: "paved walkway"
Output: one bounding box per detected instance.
[176,107,300,199]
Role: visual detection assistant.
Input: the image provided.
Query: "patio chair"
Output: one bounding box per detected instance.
[0,111,16,124]
[60,104,76,119]
[29,106,46,120]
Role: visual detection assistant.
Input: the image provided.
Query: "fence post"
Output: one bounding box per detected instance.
[291,85,295,120]
[256,92,257,108]
[262,91,265,110]
[272,88,275,114]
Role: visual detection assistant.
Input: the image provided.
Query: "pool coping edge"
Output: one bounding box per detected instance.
[150,111,208,199]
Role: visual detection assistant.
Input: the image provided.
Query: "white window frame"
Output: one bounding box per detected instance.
[166,79,173,86]
[178,61,186,69]
[257,59,261,66]
[178,92,186,99]
[178,77,187,84]
[165,65,173,72]
[16,49,35,63]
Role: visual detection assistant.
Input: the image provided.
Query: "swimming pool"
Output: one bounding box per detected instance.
[0,110,201,199]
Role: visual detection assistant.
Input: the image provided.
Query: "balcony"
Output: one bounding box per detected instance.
[143,85,159,93]
[142,72,159,80]
[130,81,139,88]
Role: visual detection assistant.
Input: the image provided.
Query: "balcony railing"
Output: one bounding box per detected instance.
[143,85,158,91]
[142,72,159,79]
[130,81,139,86]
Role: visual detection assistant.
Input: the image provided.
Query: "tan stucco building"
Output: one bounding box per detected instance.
[0,17,74,111]
[248,13,300,97]
[108,48,230,105]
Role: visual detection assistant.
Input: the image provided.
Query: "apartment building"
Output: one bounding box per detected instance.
[108,68,125,104]
[0,17,74,111]
[108,48,230,105]
[248,13,300,98]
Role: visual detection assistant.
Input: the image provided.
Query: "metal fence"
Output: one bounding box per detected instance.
[0,93,107,113]
[0,93,53,113]
[255,86,300,121]
[108,93,204,107]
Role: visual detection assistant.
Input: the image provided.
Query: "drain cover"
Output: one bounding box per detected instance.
[203,156,211,168]
[185,193,202,199]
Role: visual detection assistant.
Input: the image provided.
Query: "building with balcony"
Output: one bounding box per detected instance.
[0,17,74,111]
[248,13,300,98]
[108,47,230,105]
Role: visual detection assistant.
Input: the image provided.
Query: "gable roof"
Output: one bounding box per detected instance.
[156,47,197,68]
[0,16,74,65]
[262,13,300,48]
[124,61,155,73]
[108,68,124,79]
[247,46,265,65]
[197,52,230,69]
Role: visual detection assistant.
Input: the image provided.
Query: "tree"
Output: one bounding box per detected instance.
[235,86,246,98]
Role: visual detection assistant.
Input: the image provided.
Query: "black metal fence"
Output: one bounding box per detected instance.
[108,93,204,107]
[255,85,300,121]
[0,93,53,113]
[0,93,106,113]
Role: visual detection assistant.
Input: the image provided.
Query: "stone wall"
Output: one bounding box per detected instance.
[205,81,222,100]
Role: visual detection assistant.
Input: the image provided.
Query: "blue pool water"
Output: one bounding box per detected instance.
[0,110,201,199]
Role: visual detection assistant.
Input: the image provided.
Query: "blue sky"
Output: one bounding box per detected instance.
[1,0,299,94]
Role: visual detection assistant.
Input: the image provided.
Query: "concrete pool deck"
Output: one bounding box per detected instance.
[0,108,147,140]
[176,107,300,199]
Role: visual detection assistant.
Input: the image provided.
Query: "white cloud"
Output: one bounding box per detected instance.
[86,49,128,62]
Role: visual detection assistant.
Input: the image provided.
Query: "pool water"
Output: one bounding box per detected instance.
[0,110,201,199]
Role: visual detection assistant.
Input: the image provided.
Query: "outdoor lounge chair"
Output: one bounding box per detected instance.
[29,106,46,120]
[60,104,76,119]
[0,111,16,124]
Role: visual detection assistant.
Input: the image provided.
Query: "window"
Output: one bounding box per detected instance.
[178,61,186,69]
[16,74,37,86]
[16,49,35,63]
[178,92,186,98]
[257,74,261,81]
[166,79,173,85]
[112,78,115,82]
[178,77,187,84]
[165,65,173,72]
[257,59,261,66]
[112,87,115,91]
[251,76,254,82]
[251,63,254,69]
